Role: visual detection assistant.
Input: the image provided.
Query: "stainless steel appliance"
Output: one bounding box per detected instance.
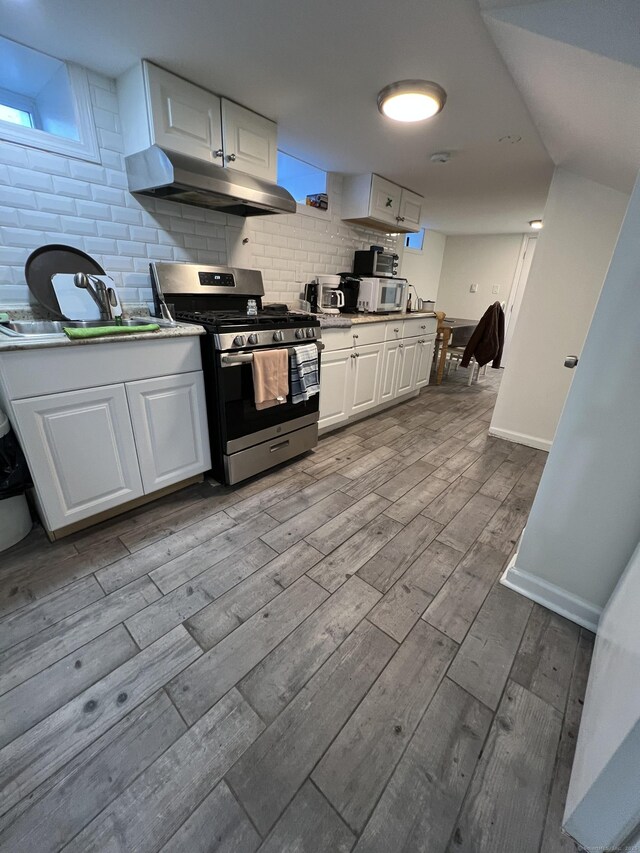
[151,262,322,485]
[353,246,399,278]
[356,276,408,313]
[126,145,296,217]
[303,276,344,315]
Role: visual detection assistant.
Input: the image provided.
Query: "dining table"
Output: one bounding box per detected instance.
[433,317,477,384]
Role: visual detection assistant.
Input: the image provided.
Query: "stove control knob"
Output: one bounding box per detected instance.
[295,329,305,339]
[306,328,315,338]
[233,335,245,347]
[273,330,284,342]
[248,333,258,345]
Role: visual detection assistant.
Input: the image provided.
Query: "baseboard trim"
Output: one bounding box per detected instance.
[500,553,601,633]
[488,426,552,453]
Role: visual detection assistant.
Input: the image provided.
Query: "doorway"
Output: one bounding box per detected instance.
[502,234,537,365]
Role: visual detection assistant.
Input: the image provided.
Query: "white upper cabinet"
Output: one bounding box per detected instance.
[118,61,277,179]
[398,188,423,231]
[369,175,403,227]
[221,99,277,181]
[342,173,423,234]
[145,63,223,161]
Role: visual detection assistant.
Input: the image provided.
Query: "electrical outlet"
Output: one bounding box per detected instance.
[492,285,500,294]
[470,283,478,293]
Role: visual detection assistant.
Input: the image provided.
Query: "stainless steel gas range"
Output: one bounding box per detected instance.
[150,262,322,485]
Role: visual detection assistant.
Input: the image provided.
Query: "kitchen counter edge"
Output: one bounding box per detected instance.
[0,322,206,353]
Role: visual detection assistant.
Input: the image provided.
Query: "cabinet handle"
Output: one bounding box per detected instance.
[399,343,404,348]
[396,216,406,222]
[212,149,224,159]
[393,328,399,332]
[421,324,426,329]
[353,334,359,339]
[351,353,356,359]
[226,153,237,162]
[355,352,360,357]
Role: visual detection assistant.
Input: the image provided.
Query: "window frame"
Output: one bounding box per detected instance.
[0,63,100,163]
[404,228,425,253]
[277,149,331,220]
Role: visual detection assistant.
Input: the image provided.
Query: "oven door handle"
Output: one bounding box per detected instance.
[221,341,324,367]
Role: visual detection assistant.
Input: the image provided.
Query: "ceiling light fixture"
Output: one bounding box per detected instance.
[377,80,447,122]
[529,219,543,230]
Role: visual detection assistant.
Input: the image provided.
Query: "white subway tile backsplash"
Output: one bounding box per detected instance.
[90,184,126,206]
[97,220,130,239]
[17,210,63,232]
[37,193,77,215]
[84,237,119,254]
[2,227,47,247]
[51,176,93,199]
[75,200,113,221]
[1,246,29,266]
[61,216,99,236]
[0,185,38,210]
[0,143,29,168]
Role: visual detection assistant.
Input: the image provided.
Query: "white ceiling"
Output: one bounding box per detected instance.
[0,0,636,233]
[482,0,640,196]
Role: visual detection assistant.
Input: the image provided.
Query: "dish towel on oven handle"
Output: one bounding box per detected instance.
[291,343,320,404]
[252,348,289,410]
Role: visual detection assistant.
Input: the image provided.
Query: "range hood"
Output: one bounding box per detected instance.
[124,145,297,217]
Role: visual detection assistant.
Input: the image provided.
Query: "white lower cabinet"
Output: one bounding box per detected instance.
[396,339,419,396]
[13,384,144,531]
[351,344,382,415]
[379,340,401,404]
[319,318,437,432]
[416,335,436,388]
[318,348,355,429]
[3,337,211,536]
[126,371,210,492]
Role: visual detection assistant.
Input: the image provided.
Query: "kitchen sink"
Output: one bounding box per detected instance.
[0,317,174,338]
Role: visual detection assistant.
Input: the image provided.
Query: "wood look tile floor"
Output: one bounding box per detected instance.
[0,368,592,853]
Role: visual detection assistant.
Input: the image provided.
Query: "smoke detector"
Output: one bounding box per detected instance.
[430,151,451,163]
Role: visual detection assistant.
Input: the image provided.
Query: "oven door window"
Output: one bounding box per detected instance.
[218,356,320,444]
[380,284,400,307]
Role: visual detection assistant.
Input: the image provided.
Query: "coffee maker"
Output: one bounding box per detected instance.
[304,275,345,314]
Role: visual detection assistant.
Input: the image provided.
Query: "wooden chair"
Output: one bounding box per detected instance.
[433,311,451,385]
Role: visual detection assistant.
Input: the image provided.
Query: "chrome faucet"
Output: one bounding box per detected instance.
[73,273,118,321]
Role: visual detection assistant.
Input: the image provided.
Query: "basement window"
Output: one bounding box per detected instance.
[405,229,425,251]
[0,35,99,162]
[277,151,329,215]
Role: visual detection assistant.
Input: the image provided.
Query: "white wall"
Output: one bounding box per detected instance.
[399,229,446,302]
[500,171,638,630]
[490,168,629,450]
[0,66,400,311]
[435,234,523,320]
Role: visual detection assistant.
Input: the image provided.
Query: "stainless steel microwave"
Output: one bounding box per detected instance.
[356,277,407,313]
[353,248,399,278]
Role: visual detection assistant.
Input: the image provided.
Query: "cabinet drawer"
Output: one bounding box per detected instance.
[0,337,203,400]
[385,321,405,341]
[403,316,437,338]
[351,323,387,346]
[321,328,353,352]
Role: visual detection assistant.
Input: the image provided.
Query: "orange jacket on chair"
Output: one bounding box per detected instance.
[460,302,505,368]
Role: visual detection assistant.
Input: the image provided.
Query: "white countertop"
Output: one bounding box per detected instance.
[319,311,436,329]
[0,322,205,353]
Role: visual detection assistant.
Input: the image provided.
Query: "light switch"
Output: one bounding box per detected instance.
[492,285,500,294]
[470,283,478,293]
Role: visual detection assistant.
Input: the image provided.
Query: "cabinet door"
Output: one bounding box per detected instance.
[126,371,211,493]
[221,99,277,181]
[351,343,383,415]
[12,385,143,531]
[145,62,223,161]
[369,175,402,226]
[396,339,419,396]
[379,339,401,403]
[399,189,423,230]
[319,349,354,429]
[415,335,436,388]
